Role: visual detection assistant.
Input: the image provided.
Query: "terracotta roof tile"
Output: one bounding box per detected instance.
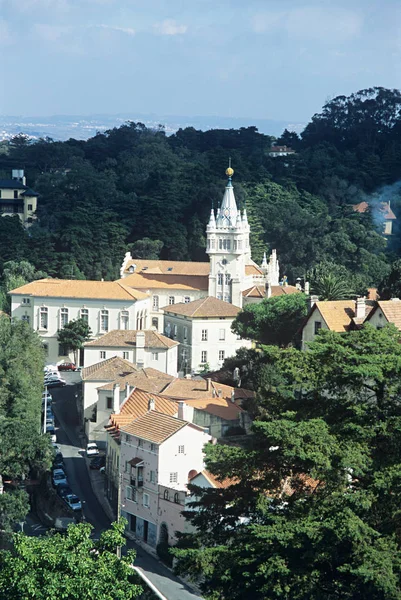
[313,300,373,332]
[97,367,174,391]
[245,264,264,276]
[9,279,148,301]
[123,259,210,276]
[353,201,396,220]
[85,329,178,349]
[121,411,188,444]
[82,356,138,381]
[184,396,243,420]
[375,300,401,329]
[110,388,178,429]
[242,285,300,298]
[191,469,239,488]
[163,296,240,318]
[117,273,208,291]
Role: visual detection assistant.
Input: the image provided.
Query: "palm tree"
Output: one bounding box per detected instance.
[311,272,355,300]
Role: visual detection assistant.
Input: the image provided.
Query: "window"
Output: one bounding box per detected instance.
[100,351,106,359]
[225,273,231,285]
[120,310,129,330]
[219,238,223,249]
[201,351,207,363]
[238,240,242,250]
[184,296,190,303]
[152,296,159,310]
[211,239,216,249]
[223,294,230,302]
[27,204,33,211]
[43,343,48,355]
[150,443,156,452]
[168,296,175,305]
[138,439,143,447]
[218,273,223,285]
[173,324,177,338]
[178,445,185,454]
[123,351,129,360]
[58,344,68,356]
[22,314,30,324]
[201,329,208,341]
[169,472,178,484]
[100,309,109,332]
[106,396,113,409]
[22,297,30,304]
[13,190,18,199]
[39,307,48,330]
[80,308,88,323]
[125,460,130,473]
[150,470,156,483]
[27,217,33,223]
[60,308,69,328]
[174,493,180,504]
[314,321,322,335]
[126,486,132,500]
[143,493,150,507]
[219,328,225,340]
[219,350,225,362]
[183,326,188,340]
[152,352,159,361]
[164,489,169,500]
[152,317,159,329]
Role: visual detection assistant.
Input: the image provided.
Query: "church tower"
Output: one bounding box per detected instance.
[206,165,250,307]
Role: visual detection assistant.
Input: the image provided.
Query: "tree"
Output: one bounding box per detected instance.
[378,258,401,299]
[308,261,357,300]
[130,237,164,260]
[0,520,143,599]
[232,293,308,346]
[57,318,92,363]
[172,325,401,599]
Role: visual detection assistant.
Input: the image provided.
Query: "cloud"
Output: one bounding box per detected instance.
[8,0,70,13]
[95,24,135,36]
[154,19,187,36]
[251,6,362,43]
[0,18,12,45]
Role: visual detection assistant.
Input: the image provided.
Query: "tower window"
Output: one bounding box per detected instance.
[211,239,216,249]
[225,273,231,285]
[218,273,223,286]
[219,239,223,250]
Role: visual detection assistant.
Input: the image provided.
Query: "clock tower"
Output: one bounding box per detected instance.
[206,166,250,307]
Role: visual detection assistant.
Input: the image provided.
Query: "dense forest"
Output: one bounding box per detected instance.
[1,87,401,287]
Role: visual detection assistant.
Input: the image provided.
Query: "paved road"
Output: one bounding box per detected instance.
[48,377,202,600]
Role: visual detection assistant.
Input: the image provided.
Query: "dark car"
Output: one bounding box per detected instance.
[90,455,106,470]
[46,379,66,388]
[57,484,73,499]
[53,453,64,470]
[58,363,77,372]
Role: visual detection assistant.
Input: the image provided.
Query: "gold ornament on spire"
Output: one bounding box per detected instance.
[226,157,234,177]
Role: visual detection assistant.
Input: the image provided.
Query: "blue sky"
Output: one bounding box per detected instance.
[1,0,400,122]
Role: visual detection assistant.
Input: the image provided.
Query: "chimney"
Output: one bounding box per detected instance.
[178,401,185,420]
[206,378,212,391]
[231,389,235,403]
[148,397,155,411]
[113,383,120,414]
[136,331,145,367]
[309,295,318,310]
[391,297,400,302]
[266,282,272,299]
[212,389,216,398]
[304,281,310,296]
[125,383,131,399]
[218,389,222,398]
[355,297,366,319]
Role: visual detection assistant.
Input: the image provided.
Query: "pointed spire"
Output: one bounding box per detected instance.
[242,208,248,225]
[261,251,268,272]
[216,161,238,228]
[207,208,216,230]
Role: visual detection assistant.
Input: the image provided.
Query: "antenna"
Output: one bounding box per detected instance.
[228,156,231,169]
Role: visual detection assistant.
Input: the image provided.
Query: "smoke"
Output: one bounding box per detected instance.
[358,180,401,232]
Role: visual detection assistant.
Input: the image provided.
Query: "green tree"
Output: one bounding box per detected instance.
[57,318,92,364]
[308,261,357,300]
[0,520,143,600]
[130,237,164,260]
[232,293,308,346]
[173,325,401,600]
[378,258,401,299]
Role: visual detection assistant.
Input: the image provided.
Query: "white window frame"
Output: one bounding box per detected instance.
[22,297,30,304]
[100,309,109,332]
[219,350,225,362]
[219,328,225,340]
[120,310,129,330]
[152,352,159,361]
[150,470,156,483]
[184,296,190,303]
[169,296,175,305]
[225,273,231,285]
[123,351,129,360]
[183,326,188,340]
[178,445,185,454]
[100,351,106,359]
[217,273,223,286]
[80,308,89,323]
[152,295,159,310]
[201,350,207,364]
[126,486,132,500]
[201,329,208,341]
[143,493,150,507]
[169,472,178,484]
[22,314,30,324]
[60,307,69,328]
[39,306,48,330]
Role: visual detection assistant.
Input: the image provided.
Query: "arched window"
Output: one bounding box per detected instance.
[164,489,169,501]
[174,493,179,504]
[152,317,159,329]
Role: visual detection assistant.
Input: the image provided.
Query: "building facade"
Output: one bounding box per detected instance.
[0,169,38,227]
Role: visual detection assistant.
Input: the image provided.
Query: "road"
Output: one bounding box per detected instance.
[45,375,202,600]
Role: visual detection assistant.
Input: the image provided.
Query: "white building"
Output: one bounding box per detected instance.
[162,296,251,373]
[9,279,150,365]
[0,169,38,227]
[84,329,178,376]
[120,409,211,549]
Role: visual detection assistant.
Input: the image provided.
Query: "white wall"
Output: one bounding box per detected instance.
[301,308,328,350]
[11,294,150,364]
[144,288,206,333]
[83,343,178,376]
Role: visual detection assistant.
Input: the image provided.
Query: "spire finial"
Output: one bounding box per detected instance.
[226,157,234,180]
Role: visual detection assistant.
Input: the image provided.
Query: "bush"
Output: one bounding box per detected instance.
[156,541,173,567]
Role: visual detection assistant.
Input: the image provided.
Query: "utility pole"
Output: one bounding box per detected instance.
[116,471,122,558]
[43,386,48,434]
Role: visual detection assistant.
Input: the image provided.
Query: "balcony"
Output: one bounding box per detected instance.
[130,477,144,488]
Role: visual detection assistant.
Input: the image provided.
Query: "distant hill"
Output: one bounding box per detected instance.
[0,113,304,142]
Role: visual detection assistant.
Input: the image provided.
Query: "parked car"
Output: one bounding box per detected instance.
[58,363,77,372]
[46,379,66,388]
[46,408,54,419]
[44,365,58,373]
[86,442,99,457]
[53,452,64,470]
[90,455,105,470]
[64,494,82,512]
[57,484,73,499]
[52,468,67,487]
[46,425,57,443]
[44,375,61,384]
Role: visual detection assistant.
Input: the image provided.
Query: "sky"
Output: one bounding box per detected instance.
[0,0,400,123]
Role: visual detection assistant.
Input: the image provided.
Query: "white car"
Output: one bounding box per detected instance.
[44,374,61,383]
[86,442,99,457]
[52,468,67,487]
[65,494,82,512]
[44,365,58,373]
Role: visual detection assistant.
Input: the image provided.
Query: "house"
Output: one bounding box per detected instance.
[353,200,396,236]
[162,296,252,373]
[81,355,138,443]
[301,297,373,349]
[0,169,38,227]
[119,410,211,549]
[268,145,296,157]
[9,279,150,364]
[83,329,179,376]
[364,299,401,329]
